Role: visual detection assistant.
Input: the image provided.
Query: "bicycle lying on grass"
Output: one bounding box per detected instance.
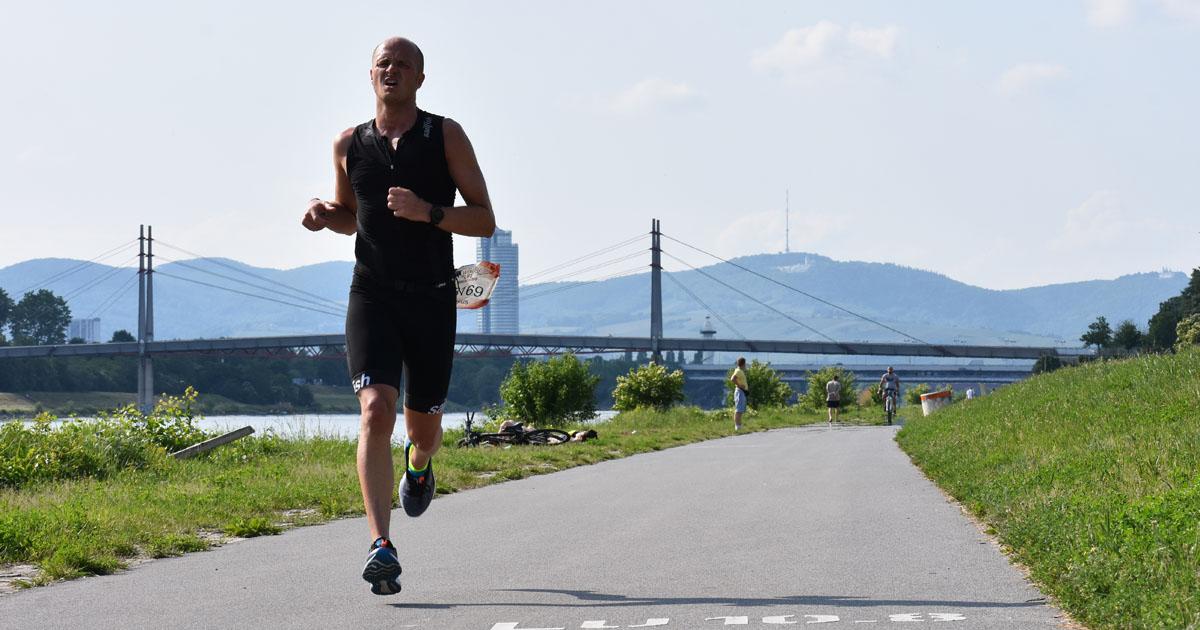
[456,412,572,447]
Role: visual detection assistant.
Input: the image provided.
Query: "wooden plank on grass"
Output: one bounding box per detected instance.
[172,426,255,459]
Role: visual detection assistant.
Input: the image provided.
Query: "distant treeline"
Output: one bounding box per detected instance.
[0,351,726,410]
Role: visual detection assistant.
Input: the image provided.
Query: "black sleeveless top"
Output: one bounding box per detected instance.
[347,110,457,286]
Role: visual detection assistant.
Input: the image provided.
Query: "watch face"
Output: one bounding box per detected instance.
[431,206,444,225]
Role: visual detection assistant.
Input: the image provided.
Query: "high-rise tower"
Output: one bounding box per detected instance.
[477,228,519,334]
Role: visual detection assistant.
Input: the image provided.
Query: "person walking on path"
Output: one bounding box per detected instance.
[301,36,496,596]
[730,357,749,431]
[826,374,842,424]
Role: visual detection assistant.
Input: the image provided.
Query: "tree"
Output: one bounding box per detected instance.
[1112,320,1143,351]
[803,366,855,410]
[1032,355,1064,375]
[612,362,685,411]
[1176,314,1200,352]
[497,354,600,427]
[8,290,71,345]
[1080,316,1113,350]
[1147,268,1200,350]
[110,329,136,342]
[0,287,13,343]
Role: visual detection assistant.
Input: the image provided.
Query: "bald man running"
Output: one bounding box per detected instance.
[302,36,496,595]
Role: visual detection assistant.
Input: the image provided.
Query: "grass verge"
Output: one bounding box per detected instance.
[1,403,881,588]
[896,349,1200,630]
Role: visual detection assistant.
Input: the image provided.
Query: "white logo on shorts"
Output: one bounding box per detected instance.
[352,374,372,393]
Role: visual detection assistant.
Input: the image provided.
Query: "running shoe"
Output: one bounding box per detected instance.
[399,442,436,517]
[361,537,401,595]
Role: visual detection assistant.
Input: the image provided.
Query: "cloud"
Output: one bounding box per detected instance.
[995,62,1067,96]
[751,21,899,78]
[1053,190,1166,253]
[846,24,900,58]
[609,78,700,115]
[1159,0,1200,22]
[1086,0,1134,27]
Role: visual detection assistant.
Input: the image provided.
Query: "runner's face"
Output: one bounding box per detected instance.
[371,44,423,103]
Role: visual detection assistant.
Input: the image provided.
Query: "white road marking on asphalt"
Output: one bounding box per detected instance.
[582,622,619,629]
[929,613,967,621]
[804,615,840,624]
[627,620,670,627]
[763,615,798,624]
[489,624,566,630]
[706,617,749,625]
[889,613,924,622]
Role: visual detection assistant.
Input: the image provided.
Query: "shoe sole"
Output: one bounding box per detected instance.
[362,553,402,595]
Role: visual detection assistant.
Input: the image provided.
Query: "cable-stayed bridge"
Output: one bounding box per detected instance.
[0,221,1071,409]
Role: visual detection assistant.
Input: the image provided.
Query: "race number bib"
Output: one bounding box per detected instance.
[455,261,500,309]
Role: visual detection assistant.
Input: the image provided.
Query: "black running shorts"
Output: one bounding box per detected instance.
[345,273,456,414]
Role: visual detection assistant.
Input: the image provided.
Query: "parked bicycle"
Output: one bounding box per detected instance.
[456,412,572,447]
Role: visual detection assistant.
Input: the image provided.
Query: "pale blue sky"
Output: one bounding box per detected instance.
[2,0,1197,289]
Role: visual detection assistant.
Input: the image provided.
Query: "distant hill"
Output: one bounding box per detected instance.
[0,253,1188,346]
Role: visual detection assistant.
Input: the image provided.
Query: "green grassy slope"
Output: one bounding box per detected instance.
[897,350,1200,629]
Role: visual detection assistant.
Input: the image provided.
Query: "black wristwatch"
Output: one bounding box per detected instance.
[429,204,445,226]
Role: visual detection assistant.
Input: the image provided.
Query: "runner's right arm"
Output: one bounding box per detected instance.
[302,129,358,235]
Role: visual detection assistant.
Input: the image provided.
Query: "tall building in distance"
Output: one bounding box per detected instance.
[69,318,101,343]
[477,228,519,334]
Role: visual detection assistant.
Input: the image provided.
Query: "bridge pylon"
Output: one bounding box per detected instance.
[650,219,663,363]
[137,225,155,413]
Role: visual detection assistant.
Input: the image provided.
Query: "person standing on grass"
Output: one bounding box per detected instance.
[730,357,749,431]
[301,36,496,596]
[826,373,841,424]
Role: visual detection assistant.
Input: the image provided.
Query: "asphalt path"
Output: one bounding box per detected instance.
[0,424,1070,629]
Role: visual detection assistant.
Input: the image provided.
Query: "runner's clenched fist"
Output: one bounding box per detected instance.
[387,186,433,223]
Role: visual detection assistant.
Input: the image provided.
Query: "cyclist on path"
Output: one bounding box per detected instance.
[879,367,901,424]
[302,36,496,596]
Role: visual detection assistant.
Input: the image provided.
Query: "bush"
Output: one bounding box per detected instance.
[1175,313,1200,352]
[612,363,685,411]
[0,388,208,489]
[497,354,599,427]
[1033,355,1064,375]
[906,383,931,405]
[859,383,883,407]
[801,366,855,410]
[725,360,794,409]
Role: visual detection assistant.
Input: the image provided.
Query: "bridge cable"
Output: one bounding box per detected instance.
[520,233,648,285]
[522,265,647,303]
[87,271,140,319]
[524,249,647,287]
[60,255,141,302]
[660,233,936,347]
[157,256,347,312]
[155,271,346,318]
[661,251,838,344]
[154,240,348,310]
[661,270,747,340]
[16,239,138,296]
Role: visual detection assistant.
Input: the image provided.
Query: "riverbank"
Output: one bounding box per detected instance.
[0,404,878,590]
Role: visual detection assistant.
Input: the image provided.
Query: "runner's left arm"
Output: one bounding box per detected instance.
[386,118,496,237]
